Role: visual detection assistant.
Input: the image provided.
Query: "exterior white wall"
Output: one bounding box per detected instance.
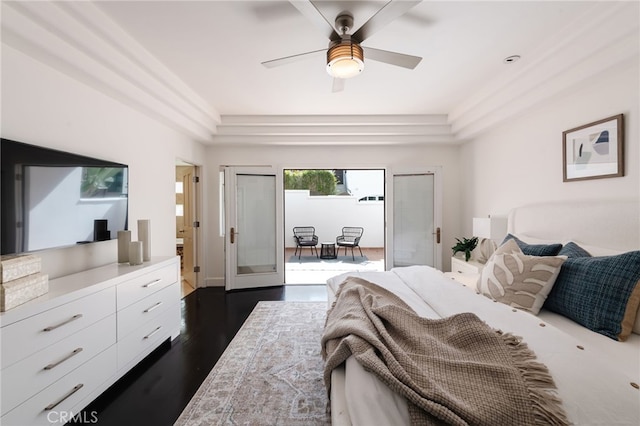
[459,58,640,237]
[285,190,384,248]
[1,45,206,279]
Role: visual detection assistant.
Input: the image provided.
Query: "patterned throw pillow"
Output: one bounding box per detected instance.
[477,240,567,314]
[502,234,563,256]
[544,250,640,341]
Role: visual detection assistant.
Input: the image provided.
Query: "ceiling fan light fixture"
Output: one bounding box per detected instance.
[326,41,364,79]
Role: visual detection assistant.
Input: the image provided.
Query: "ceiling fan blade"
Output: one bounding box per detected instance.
[352,0,422,43]
[261,49,326,68]
[363,47,422,69]
[332,78,345,93]
[288,0,340,41]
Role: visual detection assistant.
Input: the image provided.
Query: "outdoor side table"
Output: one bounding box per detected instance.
[320,242,337,259]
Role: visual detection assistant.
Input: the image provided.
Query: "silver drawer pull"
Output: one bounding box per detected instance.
[143,279,162,288]
[44,348,84,370]
[44,384,84,411]
[143,326,162,340]
[43,314,83,332]
[143,302,163,313]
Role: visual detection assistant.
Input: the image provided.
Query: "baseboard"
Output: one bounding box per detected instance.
[203,277,225,287]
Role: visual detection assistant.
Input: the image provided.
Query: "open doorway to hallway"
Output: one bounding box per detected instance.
[284,169,385,285]
[176,162,200,298]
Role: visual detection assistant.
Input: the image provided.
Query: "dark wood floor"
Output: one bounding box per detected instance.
[78,285,327,425]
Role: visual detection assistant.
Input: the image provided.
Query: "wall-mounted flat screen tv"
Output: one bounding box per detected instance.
[1,139,128,255]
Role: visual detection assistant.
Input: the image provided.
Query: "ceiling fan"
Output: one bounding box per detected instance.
[261,0,423,92]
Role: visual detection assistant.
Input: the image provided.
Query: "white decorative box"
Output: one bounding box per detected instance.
[0,254,42,283]
[0,272,49,311]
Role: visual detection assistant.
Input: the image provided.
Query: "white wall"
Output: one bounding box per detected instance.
[1,45,206,279]
[285,190,384,248]
[204,144,462,286]
[459,58,640,237]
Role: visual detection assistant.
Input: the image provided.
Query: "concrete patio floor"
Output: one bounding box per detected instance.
[285,247,385,285]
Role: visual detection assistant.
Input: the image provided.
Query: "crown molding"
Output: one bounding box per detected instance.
[1,1,220,142]
[210,133,456,146]
[211,114,455,145]
[219,115,449,126]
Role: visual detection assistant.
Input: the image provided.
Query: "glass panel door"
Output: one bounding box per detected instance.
[236,174,276,275]
[386,168,441,270]
[225,167,283,290]
[393,174,434,267]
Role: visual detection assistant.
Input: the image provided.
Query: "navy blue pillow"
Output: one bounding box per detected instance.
[558,242,592,258]
[502,234,562,256]
[544,250,640,341]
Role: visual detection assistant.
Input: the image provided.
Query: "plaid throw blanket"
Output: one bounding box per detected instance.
[322,277,569,426]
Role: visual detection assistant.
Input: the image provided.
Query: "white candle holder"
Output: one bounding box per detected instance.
[129,241,143,265]
[138,219,151,262]
[117,230,131,263]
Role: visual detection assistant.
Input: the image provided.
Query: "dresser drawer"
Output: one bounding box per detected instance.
[117,282,179,339]
[117,302,178,370]
[116,263,178,310]
[1,287,115,369]
[1,315,116,414]
[1,345,116,426]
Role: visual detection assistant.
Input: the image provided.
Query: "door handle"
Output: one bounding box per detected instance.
[230,227,235,244]
[434,227,441,244]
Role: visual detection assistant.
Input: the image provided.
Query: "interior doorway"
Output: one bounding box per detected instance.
[176,162,200,298]
[283,169,385,285]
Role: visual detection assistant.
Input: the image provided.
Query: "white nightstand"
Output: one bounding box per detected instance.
[450,256,484,274]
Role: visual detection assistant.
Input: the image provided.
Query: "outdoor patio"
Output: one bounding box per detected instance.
[285,247,384,284]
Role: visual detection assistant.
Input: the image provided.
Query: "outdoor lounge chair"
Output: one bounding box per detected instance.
[293,226,319,259]
[336,227,364,260]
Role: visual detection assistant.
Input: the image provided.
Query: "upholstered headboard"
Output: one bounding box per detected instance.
[508,199,639,254]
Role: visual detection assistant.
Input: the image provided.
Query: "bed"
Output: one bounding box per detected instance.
[323,199,640,425]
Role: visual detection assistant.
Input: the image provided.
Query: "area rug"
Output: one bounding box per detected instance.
[174,301,331,426]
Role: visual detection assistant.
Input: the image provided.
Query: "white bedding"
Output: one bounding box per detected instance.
[326,267,640,425]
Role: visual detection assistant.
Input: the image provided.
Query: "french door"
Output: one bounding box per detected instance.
[386,167,442,270]
[224,167,284,290]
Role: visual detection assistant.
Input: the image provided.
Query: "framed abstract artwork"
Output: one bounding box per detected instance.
[563,114,624,182]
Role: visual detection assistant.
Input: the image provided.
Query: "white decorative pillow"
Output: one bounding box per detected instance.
[477,240,567,314]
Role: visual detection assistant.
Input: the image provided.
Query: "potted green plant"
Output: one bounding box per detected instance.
[452,237,478,262]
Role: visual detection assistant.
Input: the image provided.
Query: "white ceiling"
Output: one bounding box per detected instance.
[94,0,593,117]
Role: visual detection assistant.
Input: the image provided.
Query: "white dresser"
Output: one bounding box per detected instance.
[0,256,180,426]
